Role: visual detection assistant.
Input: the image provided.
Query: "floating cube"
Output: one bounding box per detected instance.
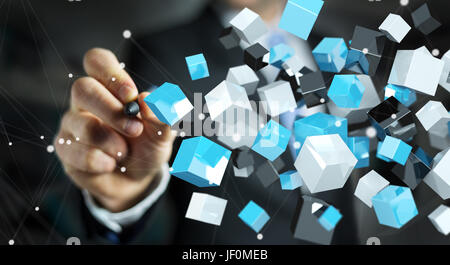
[171,136,231,187]
[230,8,268,44]
[291,196,335,245]
[348,26,386,76]
[238,201,270,233]
[294,112,348,147]
[312,37,348,73]
[244,43,269,71]
[226,65,259,95]
[354,170,389,208]
[428,205,450,236]
[368,97,416,141]
[428,120,450,150]
[254,160,279,188]
[327,75,380,125]
[316,206,342,232]
[372,185,418,229]
[233,165,254,178]
[232,146,255,169]
[328,75,365,108]
[384,84,416,107]
[411,3,441,35]
[279,0,324,40]
[392,149,431,190]
[269,43,295,69]
[388,46,444,96]
[205,80,252,121]
[297,71,328,108]
[439,50,450,92]
[377,136,412,166]
[280,170,303,190]
[144,82,193,126]
[251,120,291,161]
[185,192,227,226]
[216,115,258,150]
[415,100,450,131]
[185,53,209,80]
[219,27,240,50]
[257,81,297,116]
[347,136,370,168]
[379,13,411,43]
[424,148,450,199]
[294,134,357,193]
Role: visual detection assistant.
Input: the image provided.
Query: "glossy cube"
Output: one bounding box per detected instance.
[328,74,365,108]
[379,13,411,43]
[297,71,328,108]
[185,193,227,226]
[226,65,259,95]
[258,80,297,116]
[269,43,295,69]
[415,100,450,131]
[238,201,270,233]
[251,120,291,161]
[411,3,441,35]
[279,0,323,40]
[312,37,348,73]
[244,43,269,71]
[384,84,416,107]
[230,7,268,44]
[347,136,370,168]
[294,112,348,146]
[144,82,193,126]
[280,170,303,190]
[377,136,412,166]
[428,205,450,236]
[317,206,342,231]
[171,136,231,187]
[185,53,209,80]
[354,170,389,208]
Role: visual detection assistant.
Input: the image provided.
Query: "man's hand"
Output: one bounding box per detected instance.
[55,48,175,212]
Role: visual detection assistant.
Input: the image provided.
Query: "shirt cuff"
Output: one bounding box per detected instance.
[82,163,171,234]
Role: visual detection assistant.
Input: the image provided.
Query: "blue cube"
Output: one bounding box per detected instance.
[251,120,291,161]
[279,0,324,40]
[347,136,370,168]
[377,136,412,166]
[372,185,418,229]
[144,82,193,126]
[376,141,393,163]
[171,136,231,187]
[279,170,303,190]
[384,84,417,107]
[345,49,369,74]
[238,201,270,233]
[317,206,342,231]
[185,53,209,80]
[294,112,348,149]
[312,37,348,72]
[328,74,365,108]
[414,147,433,167]
[269,43,295,69]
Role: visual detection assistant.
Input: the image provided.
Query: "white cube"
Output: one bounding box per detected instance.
[185,192,227,226]
[229,8,268,44]
[257,80,297,116]
[428,120,450,150]
[354,170,390,208]
[379,13,411,43]
[388,47,444,96]
[226,65,259,95]
[439,49,450,93]
[428,205,450,236]
[424,148,450,199]
[205,80,252,121]
[415,100,450,131]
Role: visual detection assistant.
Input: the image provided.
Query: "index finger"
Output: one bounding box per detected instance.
[83,48,138,103]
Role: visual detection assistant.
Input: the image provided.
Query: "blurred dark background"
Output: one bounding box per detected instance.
[0,0,449,245]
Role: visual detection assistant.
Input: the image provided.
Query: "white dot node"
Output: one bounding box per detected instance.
[366,127,377,138]
[8,240,14,245]
[180,131,186,138]
[198,113,205,120]
[320,98,325,103]
[432,49,440,57]
[120,167,126,173]
[119,62,126,69]
[391,114,397,119]
[260,123,265,128]
[232,134,241,142]
[75,137,80,141]
[111,77,116,82]
[40,135,44,140]
[400,0,409,6]
[47,145,55,153]
[123,30,132,39]
[157,130,162,136]
[335,121,342,127]
[58,138,65,144]
[8,142,12,146]
[117,152,122,157]
[35,207,39,211]
[66,139,72,145]
[293,141,301,149]
[257,234,263,240]
[68,73,73,78]
[362,48,369,54]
